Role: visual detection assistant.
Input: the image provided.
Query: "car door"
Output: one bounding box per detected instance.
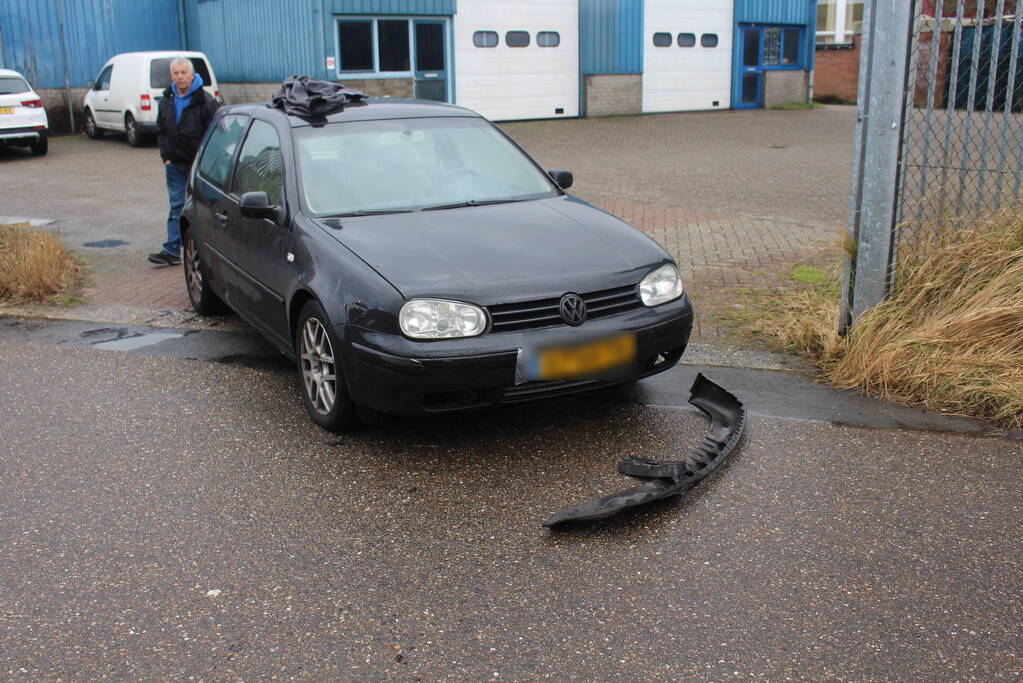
[192,114,251,304]
[222,118,292,346]
[90,65,116,127]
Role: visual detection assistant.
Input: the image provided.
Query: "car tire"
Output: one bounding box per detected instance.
[30,133,48,156]
[125,113,144,147]
[296,300,357,432]
[182,229,225,315]
[84,109,103,139]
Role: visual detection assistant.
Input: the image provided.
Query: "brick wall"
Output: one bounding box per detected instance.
[220,77,413,106]
[814,38,860,103]
[37,87,89,134]
[584,74,642,117]
[764,70,809,108]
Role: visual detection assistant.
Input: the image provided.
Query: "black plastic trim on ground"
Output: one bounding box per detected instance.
[543,373,746,528]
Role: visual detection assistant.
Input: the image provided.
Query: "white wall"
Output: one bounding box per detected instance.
[642,0,733,113]
[454,0,579,121]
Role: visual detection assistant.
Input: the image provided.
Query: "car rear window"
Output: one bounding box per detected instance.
[150,58,213,89]
[0,76,30,95]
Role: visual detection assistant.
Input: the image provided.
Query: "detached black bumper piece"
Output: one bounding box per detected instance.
[543,373,746,528]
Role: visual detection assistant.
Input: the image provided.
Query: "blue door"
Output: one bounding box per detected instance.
[413,20,447,102]
[737,25,763,109]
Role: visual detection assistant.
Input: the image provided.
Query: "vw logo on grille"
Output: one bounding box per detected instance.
[559,293,587,326]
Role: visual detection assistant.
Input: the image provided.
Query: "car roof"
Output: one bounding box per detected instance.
[111,51,210,59]
[0,68,30,79]
[221,98,482,127]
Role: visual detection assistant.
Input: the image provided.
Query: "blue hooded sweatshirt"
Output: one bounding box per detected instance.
[173,73,205,124]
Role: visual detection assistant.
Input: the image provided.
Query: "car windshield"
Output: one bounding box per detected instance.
[0,76,30,95]
[294,116,558,215]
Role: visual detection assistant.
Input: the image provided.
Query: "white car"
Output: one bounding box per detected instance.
[0,68,48,156]
[82,51,219,147]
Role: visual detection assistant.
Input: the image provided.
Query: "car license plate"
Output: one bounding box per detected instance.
[536,332,636,381]
[0,107,13,115]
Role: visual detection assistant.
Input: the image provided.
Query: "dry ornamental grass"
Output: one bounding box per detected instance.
[0,223,80,304]
[749,209,1023,430]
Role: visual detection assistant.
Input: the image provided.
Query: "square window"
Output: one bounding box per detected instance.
[506,31,530,47]
[701,33,719,48]
[537,31,560,47]
[782,28,801,65]
[473,30,498,47]
[652,32,672,47]
[677,33,696,47]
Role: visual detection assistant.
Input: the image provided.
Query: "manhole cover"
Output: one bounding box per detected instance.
[83,239,129,248]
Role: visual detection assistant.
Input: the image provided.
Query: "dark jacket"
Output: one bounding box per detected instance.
[157,84,219,168]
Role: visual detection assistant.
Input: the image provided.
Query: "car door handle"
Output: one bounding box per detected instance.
[215,212,229,225]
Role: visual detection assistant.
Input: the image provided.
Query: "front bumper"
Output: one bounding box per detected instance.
[342,293,694,415]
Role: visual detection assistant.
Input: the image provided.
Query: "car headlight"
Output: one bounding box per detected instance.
[399,298,487,339]
[639,264,683,306]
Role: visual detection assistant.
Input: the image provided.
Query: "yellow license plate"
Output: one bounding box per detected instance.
[537,333,636,380]
[0,107,13,115]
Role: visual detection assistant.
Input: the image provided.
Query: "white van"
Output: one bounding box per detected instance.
[82,51,219,147]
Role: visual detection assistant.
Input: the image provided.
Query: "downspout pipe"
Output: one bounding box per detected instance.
[177,0,189,49]
[55,0,74,133]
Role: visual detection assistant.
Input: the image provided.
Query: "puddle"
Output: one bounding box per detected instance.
[83,327,188,351]
[83,239,129,248]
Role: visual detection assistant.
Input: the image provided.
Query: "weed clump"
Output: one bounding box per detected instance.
[0,223,81,304]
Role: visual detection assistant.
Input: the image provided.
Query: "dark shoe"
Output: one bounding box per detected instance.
[147,250,181,266]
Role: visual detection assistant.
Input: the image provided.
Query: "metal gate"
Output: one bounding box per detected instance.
[844,0,1023,327]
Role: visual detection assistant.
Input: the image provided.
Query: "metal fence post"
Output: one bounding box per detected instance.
[841,0,916,329]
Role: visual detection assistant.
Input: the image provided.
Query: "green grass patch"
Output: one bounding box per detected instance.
[770,102,823,111]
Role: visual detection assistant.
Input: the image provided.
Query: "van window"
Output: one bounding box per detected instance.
[94,65,113,91]
[150,58,213,89]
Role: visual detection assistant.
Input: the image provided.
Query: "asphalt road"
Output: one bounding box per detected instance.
[2,338,1022,680]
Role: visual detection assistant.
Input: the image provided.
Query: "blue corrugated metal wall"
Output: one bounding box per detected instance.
[0,0,182,88]
[580,0,642,75]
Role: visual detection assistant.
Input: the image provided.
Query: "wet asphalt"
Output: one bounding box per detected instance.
[2,328,1022,680]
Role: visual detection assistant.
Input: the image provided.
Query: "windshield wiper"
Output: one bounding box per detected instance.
[420,198,531,211]
[328,209,414,217]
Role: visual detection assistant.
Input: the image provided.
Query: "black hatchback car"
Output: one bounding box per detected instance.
[181,98,694,430]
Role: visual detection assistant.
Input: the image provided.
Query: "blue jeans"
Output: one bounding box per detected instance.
[163,163,188,257]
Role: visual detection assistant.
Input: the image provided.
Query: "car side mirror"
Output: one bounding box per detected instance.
[547,169,573,190]
[239,191,279,220]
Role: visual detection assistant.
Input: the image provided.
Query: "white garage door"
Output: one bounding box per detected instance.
[643,0,733,113]
[454,0,579,121]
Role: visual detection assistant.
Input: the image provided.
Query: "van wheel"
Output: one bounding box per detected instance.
[84,110,103,139]
[125,113,144,147]
[30,133,48,156]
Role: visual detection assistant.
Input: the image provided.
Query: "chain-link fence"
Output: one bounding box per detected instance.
[898,0,1023,235]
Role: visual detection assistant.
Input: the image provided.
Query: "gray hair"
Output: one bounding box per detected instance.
[170,57,194,72]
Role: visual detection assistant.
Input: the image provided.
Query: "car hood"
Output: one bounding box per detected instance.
[320,196,670,304]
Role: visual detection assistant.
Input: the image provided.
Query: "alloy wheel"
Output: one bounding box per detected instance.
[184,236,202,305]
[300,317,337,415]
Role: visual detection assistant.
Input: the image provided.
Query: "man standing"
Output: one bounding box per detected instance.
[148,57,218,266]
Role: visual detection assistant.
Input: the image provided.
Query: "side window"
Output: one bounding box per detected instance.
[701,33,719,48]
[652,32,672,47]
[233,120,284,206]
[95,65,113,91]
[505,31,530,48]
[473,31,498,48]
[677,33,696,48]
[537,31,560,47]
[197,115,249,189]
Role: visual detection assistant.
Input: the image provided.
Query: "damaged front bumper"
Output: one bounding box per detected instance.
[544,373,746,528]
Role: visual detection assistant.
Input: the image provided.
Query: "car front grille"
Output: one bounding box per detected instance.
[487,284,641,333]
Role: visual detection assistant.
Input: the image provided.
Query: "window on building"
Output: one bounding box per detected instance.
[763,26,803,67]
[473,30,498,47]
[377,20,410,71]
[537,31,560,47]
[506,31,530,47]
[234,120,284,206]
[701,33,719,48]
[677,33,696,47]
[652,32,672,47]
[817,0,863,44]
[339,21,374,71]
[198,116,248,189]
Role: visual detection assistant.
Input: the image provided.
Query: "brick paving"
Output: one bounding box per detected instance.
[1,106,856,339]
